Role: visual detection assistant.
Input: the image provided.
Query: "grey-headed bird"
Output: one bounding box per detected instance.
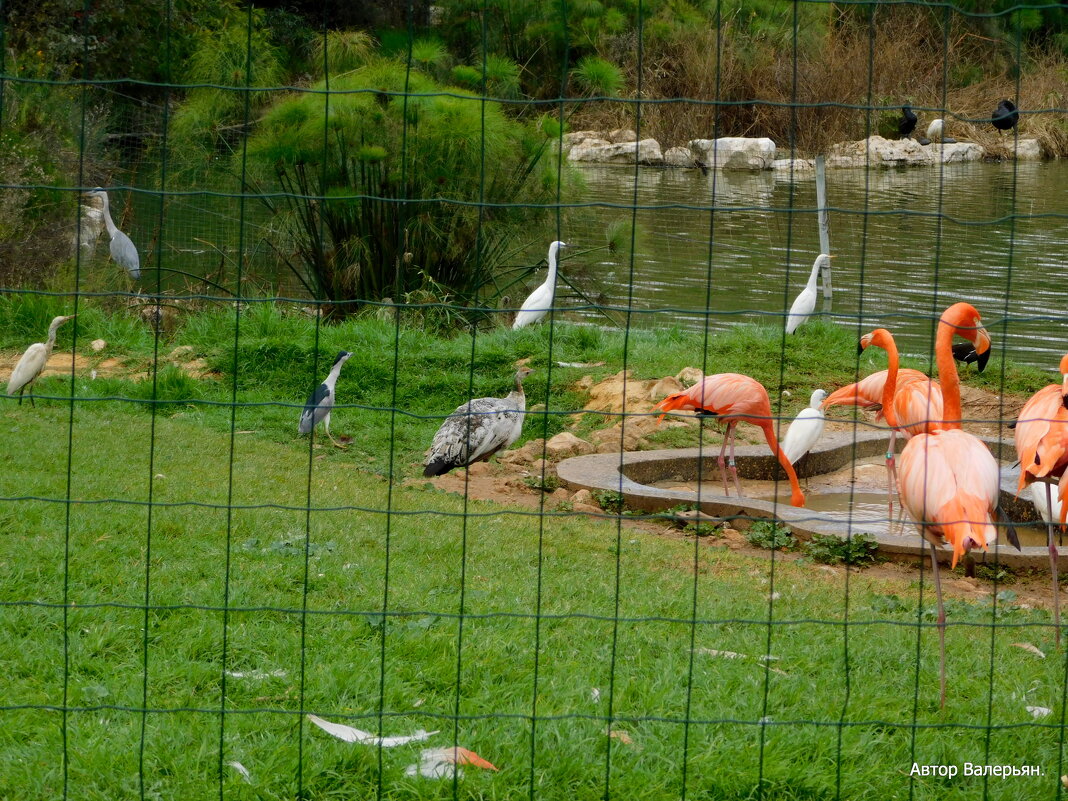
[86,188,140,280]
[298,351,352,447]
[424,368,532,476]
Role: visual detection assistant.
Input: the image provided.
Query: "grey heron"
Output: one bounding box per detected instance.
[86,188,141,279]
[6,314,76,406]
[298,350,352,448]
[785,254,831,334]
[423,368,533,476]
[513,241,567,329]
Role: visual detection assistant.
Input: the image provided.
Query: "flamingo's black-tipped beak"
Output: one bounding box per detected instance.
[976,346,991,373]
[856,341,865,356]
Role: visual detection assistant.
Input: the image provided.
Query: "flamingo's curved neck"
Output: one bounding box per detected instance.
[879,335,901,429]
[936,315,963,428]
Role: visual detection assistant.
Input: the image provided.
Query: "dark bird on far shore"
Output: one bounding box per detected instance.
[992,99,1019,134]
[898,105,918,139]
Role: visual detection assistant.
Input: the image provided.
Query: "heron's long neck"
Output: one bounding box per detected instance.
[325,362,345,387]
[879,338,901,429]
[935,319,963,429]
[805,258,822,290]
[98,194,118,238]
[44,324,62,354]
[544,251,559,291]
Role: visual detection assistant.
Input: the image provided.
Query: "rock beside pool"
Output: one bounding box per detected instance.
[648,376,684,401]
[826,135,984,168]
[688,137,777,170]
[545,432,595,459]
[676,367,704,386]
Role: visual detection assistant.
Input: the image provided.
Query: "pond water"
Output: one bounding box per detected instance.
[559,159,1068,369]
[118,158,1066,370]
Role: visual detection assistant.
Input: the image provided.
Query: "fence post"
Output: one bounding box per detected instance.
[815,155,832,310]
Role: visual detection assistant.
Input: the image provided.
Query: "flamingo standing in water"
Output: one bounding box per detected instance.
[853,329,908,519]
[1014,352,1068,647]
[655,373,805,508]
[825,328,988,519]
[896,302,1004,707]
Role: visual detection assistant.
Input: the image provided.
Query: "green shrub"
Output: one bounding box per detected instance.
[242,57,564,320]
[523,473,561,492]
[744,521,796,551]
[802,533,880,566]
[593,490,626,514]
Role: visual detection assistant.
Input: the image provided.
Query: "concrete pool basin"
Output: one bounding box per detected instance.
[556,430,1056,570]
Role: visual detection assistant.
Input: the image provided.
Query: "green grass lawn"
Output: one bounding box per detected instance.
[2,399,1066,800]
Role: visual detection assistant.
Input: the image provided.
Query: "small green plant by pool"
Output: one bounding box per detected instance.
[593,489,626,513]
[803,532,880,566]
[744,520,797,550]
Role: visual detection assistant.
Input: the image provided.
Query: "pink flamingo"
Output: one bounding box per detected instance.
[1014,352,1068,647]
[655,373,805,508]
[896,302,1001,707]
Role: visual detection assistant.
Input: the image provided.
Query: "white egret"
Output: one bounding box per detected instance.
[86,188,140,279]
[6,314,76,406]
[780,389,828,464]
[1030,482,1063,529]
[298,351,352,447]
[785,254,831,334]
[513,241,566,329]
[424,368,532,476]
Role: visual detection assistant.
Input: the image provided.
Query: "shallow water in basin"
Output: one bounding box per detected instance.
[654,455,1050,547]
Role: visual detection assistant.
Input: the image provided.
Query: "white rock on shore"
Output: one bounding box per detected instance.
[567,137,664,166]
[663,146,696,167]
[688,137,777,170]
[772,158,816,172]
[1010,139,1044,160]
[826,135,983,168]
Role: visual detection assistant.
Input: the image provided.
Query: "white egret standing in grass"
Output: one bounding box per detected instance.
[86,188,140,279]
[424,368,532,476]
[785,254,831,334]
[780,389,828,464]
[513,241,566,330]
[6,314,76,406]
[298,351,352,448]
